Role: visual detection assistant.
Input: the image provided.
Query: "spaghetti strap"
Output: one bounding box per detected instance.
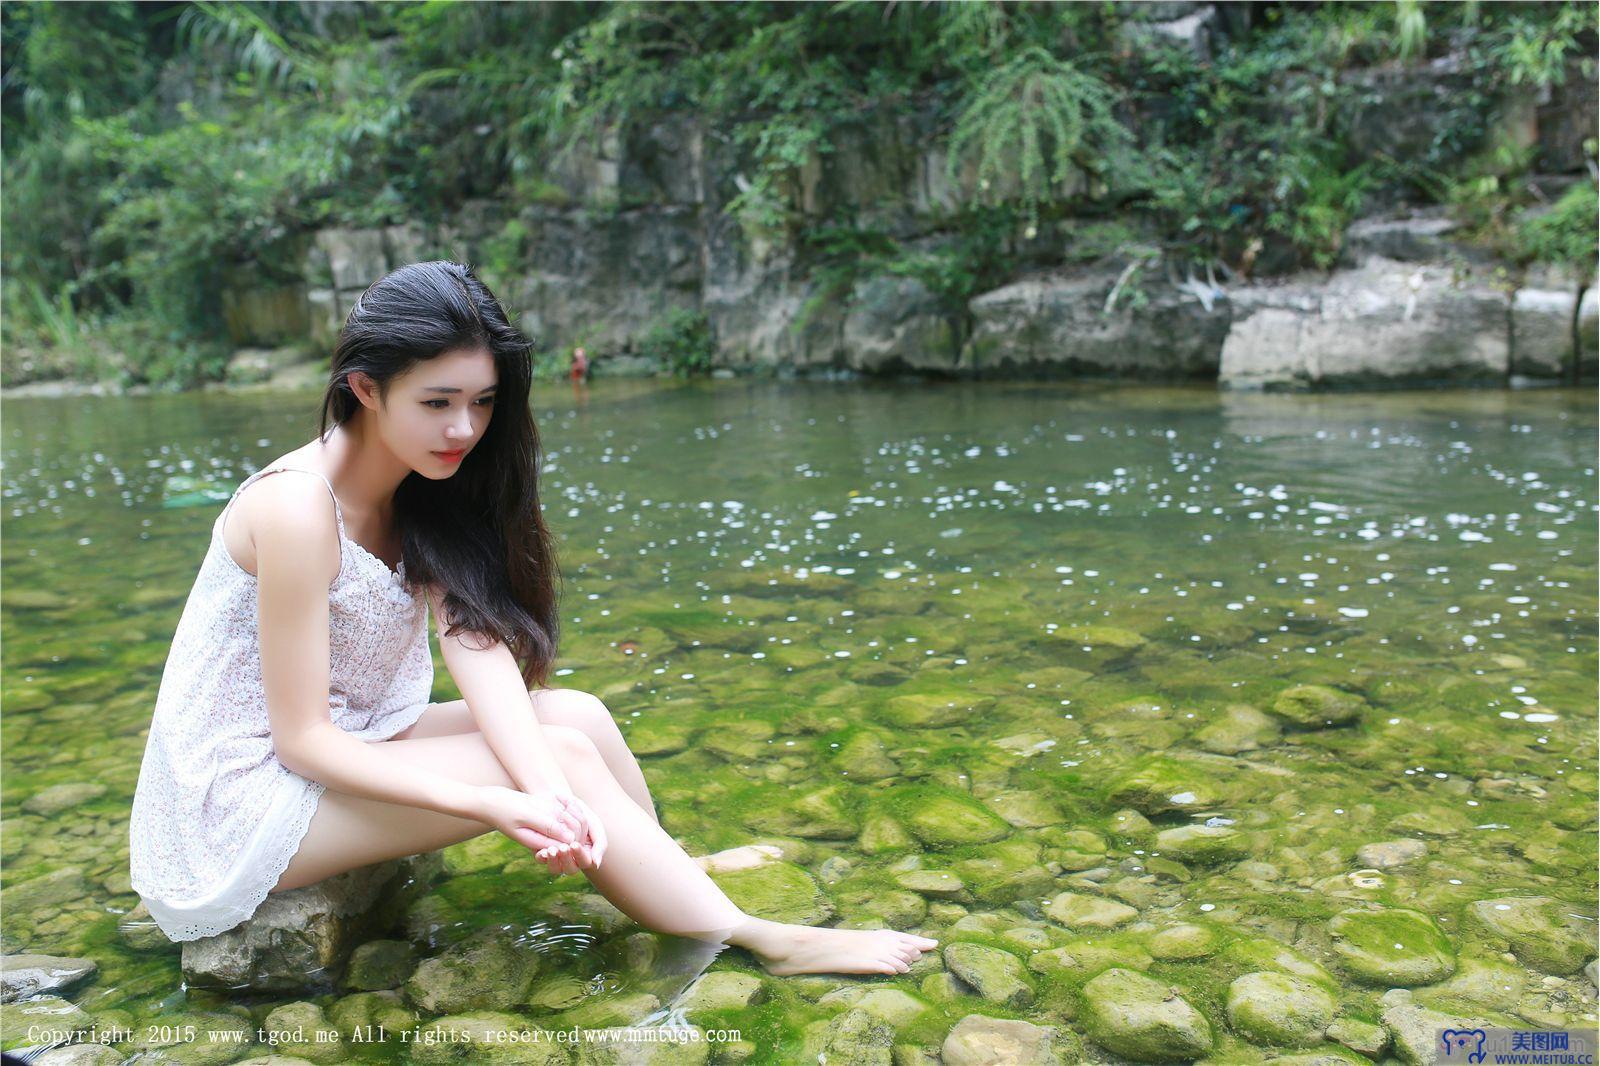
[224,465,347,539]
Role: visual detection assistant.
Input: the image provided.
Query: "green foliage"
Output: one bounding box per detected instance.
[1511,181,1600,283]
[4,0,1596,386]
[944,44,1133,236]
[637,307,716,378]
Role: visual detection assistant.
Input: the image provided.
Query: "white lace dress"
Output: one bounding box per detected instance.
[129,464,436,941]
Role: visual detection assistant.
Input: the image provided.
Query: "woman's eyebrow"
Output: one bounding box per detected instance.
[423,385,498,394]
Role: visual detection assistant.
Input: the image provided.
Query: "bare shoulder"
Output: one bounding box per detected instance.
[225,472,340,584]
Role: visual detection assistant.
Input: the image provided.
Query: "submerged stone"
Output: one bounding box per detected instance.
[1079,968,1213,1062]
[402,932,543,1014]
[1328,907,1458,986]
[1028,938,1154,981]
[709,861,834,926]
[1324,1016,1390,1058]
[895,788,1011,847]
[941,1014,1073,1065]
[894,870,968,900]
[1354,839,1429,869]
[1379,990,1501,1066]
[983,789,1067,827]
[1270,684,1366,729]
[942,943,1035,1008]
[680,971,765,1018]
[1219,938,1337,987]
[833,732,900,782]
[1107,758,1220,815]
[880,692,991,729]
[1194,703,1283,754]
[744,785,858,839]
[0,953,97,1001]
[1226,971,1336,1046]
[1147,924,1220,961]
[1044,892,1138,930]
[1153,824,1250,865]
[1468,896,1596,975]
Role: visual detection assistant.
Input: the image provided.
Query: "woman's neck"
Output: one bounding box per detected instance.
[317,417,411,522]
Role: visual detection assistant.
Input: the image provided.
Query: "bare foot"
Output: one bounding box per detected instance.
[692,844,785,874]
[728,915,939,976]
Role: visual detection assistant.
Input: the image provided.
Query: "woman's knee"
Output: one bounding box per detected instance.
[541,722,606,765]
[531,689,623,745]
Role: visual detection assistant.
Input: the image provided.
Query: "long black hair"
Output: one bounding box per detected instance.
[317,260,561,688]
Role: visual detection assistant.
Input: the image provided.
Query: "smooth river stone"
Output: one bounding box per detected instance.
[1328,907,1458,986]
[1153,824,1250,865]
[1354,839,1429,869]
[1270,683,1366,729]
[1468,896,1597,975]
[1226,971,1336,1046]
[942,943,1034,1009]
[1045,891,1138,929]
[1080,968,1213,1062]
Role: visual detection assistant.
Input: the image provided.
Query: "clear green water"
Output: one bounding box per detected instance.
[2,380,1595,1063]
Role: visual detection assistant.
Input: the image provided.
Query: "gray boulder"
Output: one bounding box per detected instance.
[181,855,438,994]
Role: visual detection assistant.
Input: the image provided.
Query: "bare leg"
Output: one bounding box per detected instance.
[556,729,939,975]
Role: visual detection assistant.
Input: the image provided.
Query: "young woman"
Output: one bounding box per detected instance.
[128,260,937,977]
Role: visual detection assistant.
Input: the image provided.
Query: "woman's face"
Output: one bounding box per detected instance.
[359,347,497,478]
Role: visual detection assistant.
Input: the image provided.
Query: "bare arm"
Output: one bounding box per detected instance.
[425,582,571,795]
[250,475,483,821]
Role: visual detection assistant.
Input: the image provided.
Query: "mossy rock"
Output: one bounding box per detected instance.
[1327,907,1457,987]
[1153,824,1251,866]
[942,942,1035,1009]
[407,1011,569,1065]
[1225,971,1336,1047]
[1079,968,1213,1062]
[879,691,994,729]
[1270,684,1366,729]
[1044,892,1139,930]
[1147,924,1221,961]
[1106,757,1221,815]
[1219,938,1337,987]
[1467,896,1596,975]
[890,787,1011,848]
[709,861,834,926]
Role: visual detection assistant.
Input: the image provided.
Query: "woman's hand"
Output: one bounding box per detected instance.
[536,792,607,875]
[476,785,607,875]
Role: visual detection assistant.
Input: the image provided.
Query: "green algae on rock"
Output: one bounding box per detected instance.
[1327,907,1458,987]
[1105,755,1235,815]
[1225,970,1337,1047]
[889,786,1012,847]
[707,860,835,926]
[941,942,1035,1009]
[402,933,544,1014]
[1467,896,1597,975]
[1079,967,1214,1062]
[1195,703,1284,754]
[1147,923,1221,961]
[1044,891,1139,930]
[1153,824,1251,866]
[1270,684,1367,729]
[942,1014,1076,1065]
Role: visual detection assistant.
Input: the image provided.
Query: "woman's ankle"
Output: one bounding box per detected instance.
[724,913,777,952]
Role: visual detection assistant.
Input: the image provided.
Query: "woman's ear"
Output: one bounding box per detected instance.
[348,371,381,410]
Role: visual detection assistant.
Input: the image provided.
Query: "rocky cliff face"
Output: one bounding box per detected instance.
[221,67,1596,391]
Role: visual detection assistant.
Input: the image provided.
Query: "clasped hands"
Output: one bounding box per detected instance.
[477,784,608,876]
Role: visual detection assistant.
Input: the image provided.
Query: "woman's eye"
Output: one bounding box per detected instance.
[423,398,494,409]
